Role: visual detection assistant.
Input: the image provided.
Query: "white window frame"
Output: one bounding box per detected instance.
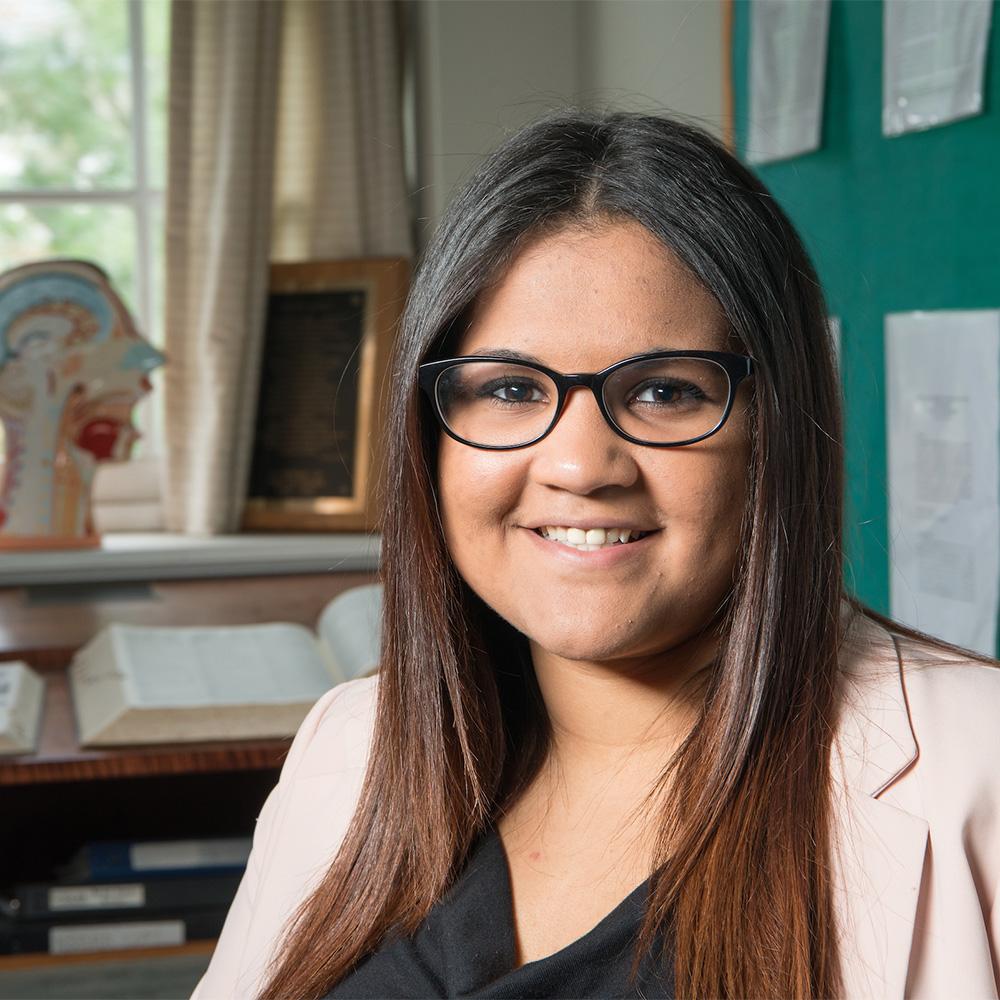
[0,0,166,532]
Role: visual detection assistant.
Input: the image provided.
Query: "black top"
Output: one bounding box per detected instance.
[324,827,675,999]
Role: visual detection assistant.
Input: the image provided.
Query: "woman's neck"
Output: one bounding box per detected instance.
[498,634,718,893]
[527,629,718,786]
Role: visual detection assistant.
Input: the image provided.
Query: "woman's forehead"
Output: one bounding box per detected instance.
[457,222,731,361]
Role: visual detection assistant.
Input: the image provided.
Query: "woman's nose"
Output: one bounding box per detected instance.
[528,386,639,494]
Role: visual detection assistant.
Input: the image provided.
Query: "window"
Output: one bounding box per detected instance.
[0,0,169,530]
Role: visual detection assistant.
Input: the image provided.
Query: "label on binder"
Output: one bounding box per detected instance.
[48,884,145,911]
[130,837,250,871]
[49,919,185,954]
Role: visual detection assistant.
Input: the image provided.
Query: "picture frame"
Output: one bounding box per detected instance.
[241,257,410,533]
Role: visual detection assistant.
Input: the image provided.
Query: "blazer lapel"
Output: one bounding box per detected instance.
[830,608,928,999]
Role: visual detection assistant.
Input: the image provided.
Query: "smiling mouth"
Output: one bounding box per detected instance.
[533,526,656,552]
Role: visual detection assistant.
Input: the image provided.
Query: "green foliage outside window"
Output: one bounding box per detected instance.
[0,0,168,318]
[0,0,169,465]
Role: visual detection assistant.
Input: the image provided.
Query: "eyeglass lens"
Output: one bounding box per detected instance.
[433,358,733,447]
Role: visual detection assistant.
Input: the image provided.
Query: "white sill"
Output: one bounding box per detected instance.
[0,532,381,586]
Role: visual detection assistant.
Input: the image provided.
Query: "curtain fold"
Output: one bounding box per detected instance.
[164,0,411,535]
[272,0,412,260]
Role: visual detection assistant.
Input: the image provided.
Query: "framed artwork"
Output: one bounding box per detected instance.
[241,257,410,533]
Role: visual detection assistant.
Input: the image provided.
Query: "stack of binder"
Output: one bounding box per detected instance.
[0,836,249,956]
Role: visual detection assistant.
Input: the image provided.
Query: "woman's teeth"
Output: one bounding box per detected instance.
[535,526,649,551]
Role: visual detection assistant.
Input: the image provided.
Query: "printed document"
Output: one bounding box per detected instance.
[883,0,992,135]
[748,0,831,164]
[886,310,1000,655]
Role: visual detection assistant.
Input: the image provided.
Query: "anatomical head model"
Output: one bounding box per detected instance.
[0,260,166,549]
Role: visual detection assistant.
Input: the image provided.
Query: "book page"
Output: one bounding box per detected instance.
[0,660,44,753]
[316,583,382,680]
[118,624,334,708]
[0,662,15,731]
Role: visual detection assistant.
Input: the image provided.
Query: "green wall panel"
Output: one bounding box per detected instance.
[732,0,1000,616]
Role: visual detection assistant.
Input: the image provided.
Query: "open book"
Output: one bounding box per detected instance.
[68,583,382,748]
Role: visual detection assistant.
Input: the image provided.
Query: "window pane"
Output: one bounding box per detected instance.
[148,196,164,348]
[143,0,170,190]
[0,0,133,191]
[0,202,137,313]
[130,196,165,460]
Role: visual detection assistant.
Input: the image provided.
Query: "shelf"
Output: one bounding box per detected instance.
[0,938,216,970]
[0,668,290,785]
[0,939,214,1000]
[0,531,381,586]
[0,573,377,785]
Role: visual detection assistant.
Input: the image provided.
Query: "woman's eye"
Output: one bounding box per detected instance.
[480,379,545,404]
[631,380,705,405]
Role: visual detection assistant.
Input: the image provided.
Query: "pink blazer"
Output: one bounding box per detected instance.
[192,610,1000,998]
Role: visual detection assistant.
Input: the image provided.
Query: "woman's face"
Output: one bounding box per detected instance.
[437,219,753,673]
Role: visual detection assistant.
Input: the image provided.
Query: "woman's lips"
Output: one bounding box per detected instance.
[532,526,651,544]
[522,525,661,567]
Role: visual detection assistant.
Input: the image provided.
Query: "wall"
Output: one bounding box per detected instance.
[412,0,581,245]
[412,0,726,244]
[732,0,1000,617]
[577,0,725,139]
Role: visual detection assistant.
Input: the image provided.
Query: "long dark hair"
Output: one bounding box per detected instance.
[259,108,996,999]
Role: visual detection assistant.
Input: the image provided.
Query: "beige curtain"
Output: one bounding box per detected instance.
[272,1,412,260]
[164,0,412,535]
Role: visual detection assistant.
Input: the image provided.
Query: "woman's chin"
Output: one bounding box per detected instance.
[525,628,641,666]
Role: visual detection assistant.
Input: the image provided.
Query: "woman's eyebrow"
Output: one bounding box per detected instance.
[467,345,682,364]
[467,347,544,363]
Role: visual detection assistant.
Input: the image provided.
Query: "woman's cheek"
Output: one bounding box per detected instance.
[442,452,522,523]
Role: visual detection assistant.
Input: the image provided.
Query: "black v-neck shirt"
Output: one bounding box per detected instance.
[324,827,675,999]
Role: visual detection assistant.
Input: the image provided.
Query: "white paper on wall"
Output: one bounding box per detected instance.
[828,315,842,370]
[886,310,1000,656]
[747,0,831,165]
[883,0,993,136]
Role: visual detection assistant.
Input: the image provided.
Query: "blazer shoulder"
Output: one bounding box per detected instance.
[288,672,380,782]
[840,610,1000,715]
[891,631,1000,761]
[835,612,1000,799]
[190,674,380,999]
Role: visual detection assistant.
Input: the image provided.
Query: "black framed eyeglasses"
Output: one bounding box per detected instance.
[417,350,755,450]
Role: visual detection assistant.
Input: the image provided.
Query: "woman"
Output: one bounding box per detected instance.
[193,110,1000,999]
